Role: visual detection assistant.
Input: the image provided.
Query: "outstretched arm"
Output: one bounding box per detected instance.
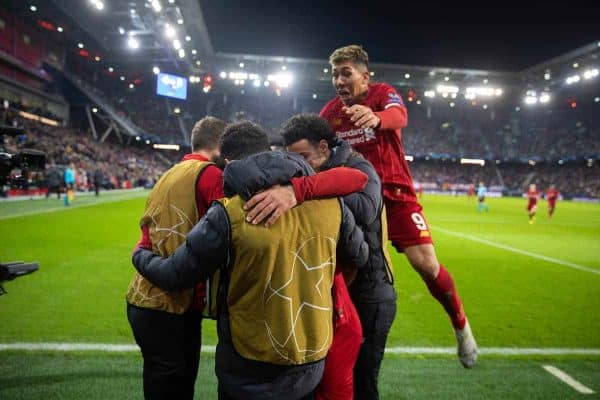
[132,203,229,291]
[243,167,367,227]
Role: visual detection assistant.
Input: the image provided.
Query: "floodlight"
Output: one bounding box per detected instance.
[178,49,185,58]
[164,25,176,38]
[539,93,550,103]
[177,18,184,25]
[173,39,181,50]
[424,90,435,98]
[404,73,410,79]
[128,37,139,49]
[151,0,162,12]
[185,36,191,42]
[129,83,134,89]
[312,94,317,99]
[153,66,160,75]
[253,80,261,87]
[239,62,244,68]
[30,5,37,12]
[524,96,537,105]
[219,71,227,79]
[57,26,64,33]
[78,43,84,49]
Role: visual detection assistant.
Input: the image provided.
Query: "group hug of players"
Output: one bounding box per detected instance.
[125,45,478,400]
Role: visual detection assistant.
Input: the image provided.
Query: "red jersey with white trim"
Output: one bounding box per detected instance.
[320,83,416,201]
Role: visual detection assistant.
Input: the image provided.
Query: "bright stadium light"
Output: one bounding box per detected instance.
[191,49,197,55]
[594,97,600,103]
[57,26,64,33]
[450,102,455,107]
[312,93,317,99]
[118,27,125,35]
[128,37,139,49]
[323,68,329,73]
[151,0,162,12]
[92,107,98,113]
[370,71,375,76]
[444,76,450,81]
[108,67,114,72]
[539,93,551,103]
[282,65,287,71]
[461,158,485,166]
[416,100,422,105]
[465,93,476,100]
[177,18,184,25]
[185,35,191,42]
[178,48,185,58]
[153,144,180,150]
[239,62,244,68]
[94,56,100,61]
[90,0,104,11]
[494,88,503,96]
[483,79,488,84]
[424,90,435,98]
[573,62,579,68]
[164,25,176,38]
[583,68,599,80]
[264,81,270,87]
[30,5,37,12]
[172,39,181,50]
[129,83,134,89]
[544,72,551,80]
[436,85,459,94]
[203,86,210,93]
[78,43,84,49]
[483,104,488,109]
[219,71,227,79]
[404,73,410,79]
[174,107,181,114]
[196,60,201,66]
[253,79,261,87]
[153,66,160,75]
[120,76,125,81]
[524,96,538,105]
[565,75,580,85]
[405,155,414,162]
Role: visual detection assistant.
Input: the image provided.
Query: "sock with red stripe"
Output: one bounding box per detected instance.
[425,264,466,330]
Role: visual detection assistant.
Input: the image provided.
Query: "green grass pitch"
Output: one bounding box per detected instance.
[1,191,599,398]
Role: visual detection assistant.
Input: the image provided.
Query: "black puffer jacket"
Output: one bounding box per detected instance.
[323,140,396,304]
[132,150,368,400]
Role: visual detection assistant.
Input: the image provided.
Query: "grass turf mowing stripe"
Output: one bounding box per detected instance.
[432,225,600,275]
[2,343,599,356]
[542,365,595,394]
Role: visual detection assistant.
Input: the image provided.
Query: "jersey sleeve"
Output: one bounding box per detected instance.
[376,84,406,110]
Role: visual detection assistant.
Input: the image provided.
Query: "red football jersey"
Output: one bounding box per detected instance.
[320,83,415,201]
[546,189,559,201]
[527,190,539,204]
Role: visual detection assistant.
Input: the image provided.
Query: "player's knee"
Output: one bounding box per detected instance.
[408,253,439,280]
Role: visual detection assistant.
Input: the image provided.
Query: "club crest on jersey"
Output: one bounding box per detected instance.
[333,118,342,126]
[387,92,404,105]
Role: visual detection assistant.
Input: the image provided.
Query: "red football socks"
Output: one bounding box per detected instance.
[425,264,466,330]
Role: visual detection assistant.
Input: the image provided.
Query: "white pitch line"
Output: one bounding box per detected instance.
[543,365,595,394]
[432,226,600,275]
[1,343,600,356]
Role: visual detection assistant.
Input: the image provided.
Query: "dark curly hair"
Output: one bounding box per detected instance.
[280,114,336,148]
[219,120,270,160]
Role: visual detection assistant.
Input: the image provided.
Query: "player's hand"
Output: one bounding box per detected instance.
[342,105,380,129]
[244,184,297,227]
[132,225,152,256]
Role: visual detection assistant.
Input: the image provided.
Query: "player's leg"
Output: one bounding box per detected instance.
[353,300,396,400]
[316,273,362,400]
[182,310,203,399]
[127,303,191,399]
[386,200,477,368]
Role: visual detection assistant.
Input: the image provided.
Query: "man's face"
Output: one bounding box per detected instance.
[331,61,370,105]
[286,139,329,172]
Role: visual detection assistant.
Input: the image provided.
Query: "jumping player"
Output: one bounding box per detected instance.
[320,44,477,374]
[545,184,559,219]
[527,183,539,224]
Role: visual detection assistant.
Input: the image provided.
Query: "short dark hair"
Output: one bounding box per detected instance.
[280,114,336,148]
[190,116,226,152]
[219,121,270,160]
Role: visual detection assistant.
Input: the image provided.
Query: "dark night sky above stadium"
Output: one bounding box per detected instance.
[200,0,600,71]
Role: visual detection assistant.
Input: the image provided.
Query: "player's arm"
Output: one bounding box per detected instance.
[132,203,229,291]
[341,159,382,226]
[337,199,369,269]
[243,167,368,227]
